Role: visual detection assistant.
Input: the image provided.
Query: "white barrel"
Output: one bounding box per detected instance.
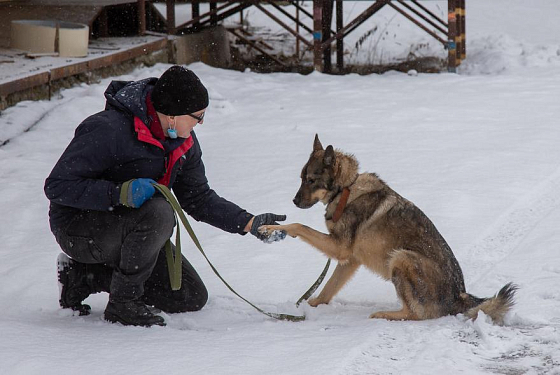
[58,21,89,58]
[11,20,57,54]
[10,20,89,57]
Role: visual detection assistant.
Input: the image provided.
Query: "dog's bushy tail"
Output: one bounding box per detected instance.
[460,283,518,325]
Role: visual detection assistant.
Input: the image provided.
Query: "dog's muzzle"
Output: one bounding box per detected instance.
[293,195,315,209]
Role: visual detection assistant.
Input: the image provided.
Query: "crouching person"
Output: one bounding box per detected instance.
[45,66,286,327]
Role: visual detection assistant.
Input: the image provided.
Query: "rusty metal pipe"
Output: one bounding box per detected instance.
[177,1,235,29]
[320,0,388,52]
[388,2,447,45]
[267,0,314,34]
[411,0,448,28]
[227,28,288,67]
[254,3,312,47]
[397,0,447,35]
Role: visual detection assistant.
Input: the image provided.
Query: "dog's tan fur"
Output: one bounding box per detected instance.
[261,135,517,324]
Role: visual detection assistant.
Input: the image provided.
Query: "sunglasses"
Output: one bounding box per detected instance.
[187,111,205,123]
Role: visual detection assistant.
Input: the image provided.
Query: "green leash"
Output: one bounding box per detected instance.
[153,183,330,322]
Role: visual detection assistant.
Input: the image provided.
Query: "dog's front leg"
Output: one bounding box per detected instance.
[308,257,360,306]
[260,224,352,262]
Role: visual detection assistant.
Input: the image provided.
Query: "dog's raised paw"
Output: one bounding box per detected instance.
[258,225,271,235]
[263,229,287,243]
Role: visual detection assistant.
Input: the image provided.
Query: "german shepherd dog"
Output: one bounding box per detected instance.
[260,135,517,324]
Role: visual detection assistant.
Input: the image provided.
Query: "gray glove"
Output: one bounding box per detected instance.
[250,213,287,243]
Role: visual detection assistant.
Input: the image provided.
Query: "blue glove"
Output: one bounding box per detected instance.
[250,213,287,243]
[120,178,157,208]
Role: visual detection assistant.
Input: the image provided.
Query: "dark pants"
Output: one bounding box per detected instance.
[53,197,208,313]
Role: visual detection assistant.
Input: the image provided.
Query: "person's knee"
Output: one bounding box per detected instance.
[191,284,209,311]
[174,282,209,313]
[138,197,175,237]
[171,284,208,313]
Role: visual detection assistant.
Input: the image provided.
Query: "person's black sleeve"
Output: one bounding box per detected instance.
[44,112,122,211]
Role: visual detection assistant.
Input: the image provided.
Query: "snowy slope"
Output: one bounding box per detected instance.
[1,1,560,374]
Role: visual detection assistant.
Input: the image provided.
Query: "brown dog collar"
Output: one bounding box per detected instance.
[332,187,350,223]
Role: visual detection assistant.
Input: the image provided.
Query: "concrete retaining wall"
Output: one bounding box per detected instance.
[169,26,231,68]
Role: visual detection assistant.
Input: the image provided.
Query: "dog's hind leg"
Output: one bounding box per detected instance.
[369,250,443,321]
[369,307,418,321]
[308,257,360,307]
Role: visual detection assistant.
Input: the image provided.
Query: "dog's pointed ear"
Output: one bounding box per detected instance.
[324,145,335,167]
[313,134,323,152]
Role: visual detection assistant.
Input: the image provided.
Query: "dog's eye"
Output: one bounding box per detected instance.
[307,178,315,184]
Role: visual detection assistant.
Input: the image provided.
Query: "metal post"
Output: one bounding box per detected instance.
[192,0,200,29]
[460,0,466,61]
[336,0,343,72]
[456,0,462,64]
[296,1,300,59]
[240,6,244,27]
[138,0,146,35]
[313,0,323,72]
[447,0,457,72]
[166,0,176,35]
[99,8,109,37]
[210,1,218,26]
[322,0,333,73]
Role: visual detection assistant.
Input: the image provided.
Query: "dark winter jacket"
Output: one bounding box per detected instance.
[44,77,253,235]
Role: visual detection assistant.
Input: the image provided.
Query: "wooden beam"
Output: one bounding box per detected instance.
[313,0,323,71]
[138,0,146,35]
[210,0,217,26]
[336,0,343,71]
[322,0,334,73]
[460,0,466,60]
[192,0,200,28]
[166,0,175,34]
[447,0,457,72]
[98,7,109,37]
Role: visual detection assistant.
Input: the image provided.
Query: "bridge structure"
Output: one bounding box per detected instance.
[158,0,466,73]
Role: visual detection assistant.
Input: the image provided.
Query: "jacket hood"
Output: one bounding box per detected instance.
[104,77,158,124]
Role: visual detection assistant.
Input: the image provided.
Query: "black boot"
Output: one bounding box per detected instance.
[57,253,92,316]
[57,253,113,316]
[104,299,166,327]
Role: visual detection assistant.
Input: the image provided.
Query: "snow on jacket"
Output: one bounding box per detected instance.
[45,77,253,235]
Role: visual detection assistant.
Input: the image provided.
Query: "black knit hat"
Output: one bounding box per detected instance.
[151,65,209,116]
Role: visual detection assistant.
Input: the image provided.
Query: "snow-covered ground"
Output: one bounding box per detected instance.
[1,1,560,374]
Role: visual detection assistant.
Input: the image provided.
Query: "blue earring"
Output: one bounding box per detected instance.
[167,128,178,139]
[167,120,178,139]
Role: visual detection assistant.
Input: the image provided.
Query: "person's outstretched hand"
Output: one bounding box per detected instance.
[120,178,157,208]
[250,213,287,243]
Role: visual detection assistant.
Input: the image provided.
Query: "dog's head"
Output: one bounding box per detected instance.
[293,134,337,209]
